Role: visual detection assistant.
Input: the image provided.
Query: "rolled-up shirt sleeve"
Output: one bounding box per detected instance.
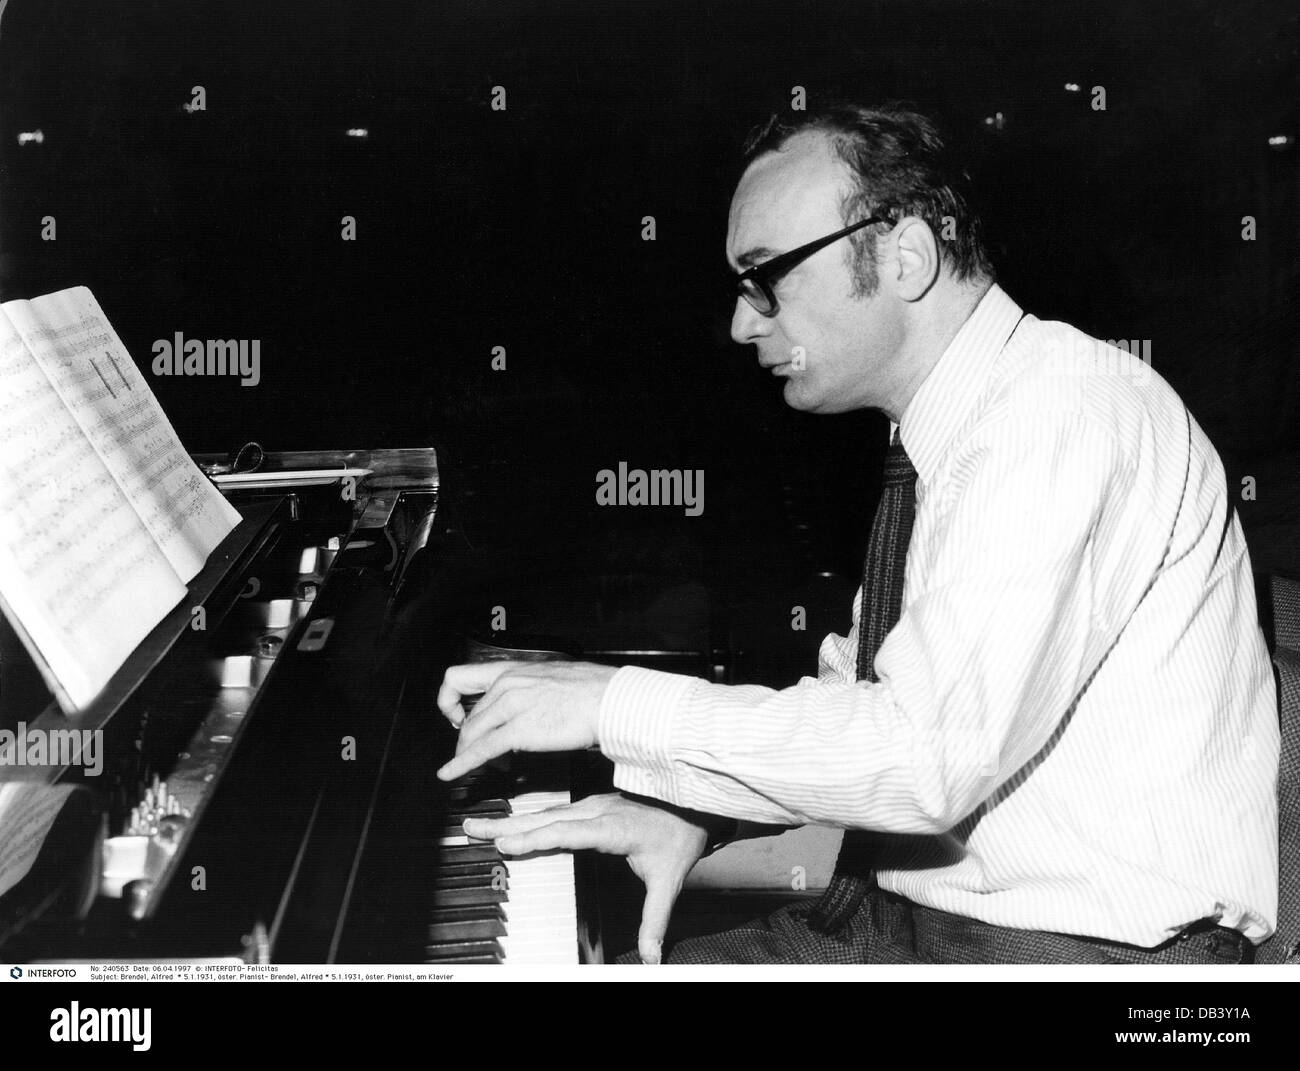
[597,412,1131,832]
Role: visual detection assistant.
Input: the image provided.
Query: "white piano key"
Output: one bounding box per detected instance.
[496,786,579,964]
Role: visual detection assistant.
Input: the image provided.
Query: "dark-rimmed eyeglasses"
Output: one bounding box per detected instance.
[733,215,892,317]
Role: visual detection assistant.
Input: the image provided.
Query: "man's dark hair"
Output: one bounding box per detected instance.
[742,103,995,294]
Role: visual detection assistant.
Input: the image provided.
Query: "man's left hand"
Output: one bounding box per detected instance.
[435,660,619,781]
[462,792,710,964]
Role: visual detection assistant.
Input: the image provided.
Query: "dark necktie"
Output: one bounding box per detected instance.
[808,427,918,934]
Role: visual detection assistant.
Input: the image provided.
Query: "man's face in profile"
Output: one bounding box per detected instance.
[727,130,904,415]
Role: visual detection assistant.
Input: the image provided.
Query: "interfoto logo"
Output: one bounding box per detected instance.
[0,722,103,776]
[595,463,704,516]
[151,332,261,386]
[9,967,20,979]
[50,1002,151,1051]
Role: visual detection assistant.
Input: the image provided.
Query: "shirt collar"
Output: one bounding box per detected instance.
[897,283,1023,485]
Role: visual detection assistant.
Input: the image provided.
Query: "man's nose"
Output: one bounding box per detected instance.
[730,296,772,345]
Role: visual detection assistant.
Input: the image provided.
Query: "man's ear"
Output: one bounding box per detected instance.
[890,216,940,302]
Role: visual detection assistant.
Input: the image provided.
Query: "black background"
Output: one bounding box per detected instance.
[1,0,1297,665]
[3,977,1291,1054]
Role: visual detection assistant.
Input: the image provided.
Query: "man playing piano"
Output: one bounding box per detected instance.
[436,104,1279,965]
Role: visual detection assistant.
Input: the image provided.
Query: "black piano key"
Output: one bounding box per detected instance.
[430,872,507,891]
[430,953,503,964]
[441,844,504,866]
[446,784,485,802]
[427,904,506,924]
[448,780,506,798]
[427,917,508,943]
[447,800,510,813]
[442,810,509,831]
[429,886,508,909]
[424,938,504,961]
[447,798,511,815]
[447,826,506,842]
[446,819,508,839]
[436,860,506,879]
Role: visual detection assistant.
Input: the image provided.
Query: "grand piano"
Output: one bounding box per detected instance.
[0,448,609,965]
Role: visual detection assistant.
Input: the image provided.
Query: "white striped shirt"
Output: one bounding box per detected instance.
[599,284,1279,947]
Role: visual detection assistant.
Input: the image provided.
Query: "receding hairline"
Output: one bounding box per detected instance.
[739,127,845,178]
[727,130,861,266]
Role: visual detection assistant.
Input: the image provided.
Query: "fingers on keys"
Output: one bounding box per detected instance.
[436,662,520,725]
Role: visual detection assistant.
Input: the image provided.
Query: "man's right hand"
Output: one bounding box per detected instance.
[463,792,709,964]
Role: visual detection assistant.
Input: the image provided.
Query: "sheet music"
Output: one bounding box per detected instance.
[1,287,240,583]
[0,319,186,711]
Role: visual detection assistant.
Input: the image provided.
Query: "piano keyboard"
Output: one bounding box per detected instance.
[425,781,580,965]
